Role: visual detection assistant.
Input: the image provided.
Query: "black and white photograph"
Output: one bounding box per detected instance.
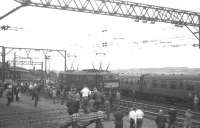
[0,0,200,128]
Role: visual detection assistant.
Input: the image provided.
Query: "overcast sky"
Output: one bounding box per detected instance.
[0,0,200,71]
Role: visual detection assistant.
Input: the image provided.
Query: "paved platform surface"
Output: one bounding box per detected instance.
[0,93,156,128]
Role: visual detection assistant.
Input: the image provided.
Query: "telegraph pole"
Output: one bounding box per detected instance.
[64,50,67,72]
[45,55,47,73]
[199,16,200,49]
[0,46,66,72]
[13,52,16,81]
[1,46,5,82]
[41,62,43,71]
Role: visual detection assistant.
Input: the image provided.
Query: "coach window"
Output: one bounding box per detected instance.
[161,80,167,88]
[152,80,158,88]
[170,81,177,89]
[128,78,132,85]
[126,78,129,84]
[120,78,124,84]
[179,81,183,89]
[131,79,134,85]
[187,84,194,91]
[119,78,122,84]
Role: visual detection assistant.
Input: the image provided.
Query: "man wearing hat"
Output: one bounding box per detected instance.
[183,109,192,128]
[114,108,124,128]
[136,108,144,128]
[155,110,167,128]
[67,87,80,115]
[93,88,104,111]
[168,108,177,128]
[129,107,137,128]
[6,84,13,106]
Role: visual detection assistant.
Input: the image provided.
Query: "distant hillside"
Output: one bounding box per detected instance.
[112,67,200,75]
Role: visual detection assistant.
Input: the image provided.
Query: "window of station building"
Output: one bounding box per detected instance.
[161,80,167,88]
[170,81,177,89]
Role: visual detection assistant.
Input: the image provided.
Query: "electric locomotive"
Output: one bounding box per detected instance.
[58,69,119,91]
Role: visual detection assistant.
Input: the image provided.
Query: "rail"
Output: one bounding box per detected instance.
[117,100,200,128]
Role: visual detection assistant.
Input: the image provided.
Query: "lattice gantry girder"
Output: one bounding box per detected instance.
[14,0,200,27]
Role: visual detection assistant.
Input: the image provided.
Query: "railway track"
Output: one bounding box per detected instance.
[1,93,200,128]
[117,99,200,128]
[121,95,193,109]
[121,98,200,120]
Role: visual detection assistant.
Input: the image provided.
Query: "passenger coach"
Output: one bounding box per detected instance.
[119,74,200,106]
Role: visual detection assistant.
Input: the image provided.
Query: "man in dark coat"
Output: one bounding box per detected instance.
[67,88,80,115]
[6,87,13,106]
[155,110,167,128]
[168,108,177,128]
[14,85,20,101]
[93,88,104,111]
[33,86,39,107]
[114,108,124,128]
[104,98,111,120]
[87,97,95,112]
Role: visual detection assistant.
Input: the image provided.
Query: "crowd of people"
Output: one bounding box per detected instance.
[155,108,194,128]
[116,106,193,128]
[45,83,120,116]
[43,83,196,128]
[65,85,106,115]
[0,80,42,107]
[0,81,196,128]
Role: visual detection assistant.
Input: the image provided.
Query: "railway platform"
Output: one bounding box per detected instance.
[0,94,157,128]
